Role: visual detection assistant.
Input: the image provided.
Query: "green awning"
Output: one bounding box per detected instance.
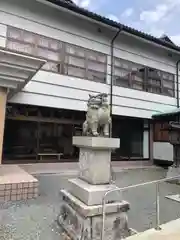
[152,108,180,118]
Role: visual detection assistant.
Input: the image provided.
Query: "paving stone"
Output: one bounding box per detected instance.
[0,168,180,240]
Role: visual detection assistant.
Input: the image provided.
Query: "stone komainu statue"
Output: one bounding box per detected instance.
[82,93,111,137]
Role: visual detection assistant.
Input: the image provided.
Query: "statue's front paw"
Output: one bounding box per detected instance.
[92,132,99,137]
[104,133,109,137]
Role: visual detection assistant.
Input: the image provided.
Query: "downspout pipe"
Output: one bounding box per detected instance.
[110,27,123,137]
[176,59,180,108]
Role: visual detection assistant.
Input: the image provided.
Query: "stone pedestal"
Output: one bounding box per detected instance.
[73,137,120,185]
[58,136,133,240]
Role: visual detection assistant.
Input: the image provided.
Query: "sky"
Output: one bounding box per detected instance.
[72,0,180,46]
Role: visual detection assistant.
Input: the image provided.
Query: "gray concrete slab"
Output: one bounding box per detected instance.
[166,194,180,202]
[0,168,180,240]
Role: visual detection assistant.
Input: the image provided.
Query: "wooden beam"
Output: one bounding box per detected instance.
[7,115,83,125]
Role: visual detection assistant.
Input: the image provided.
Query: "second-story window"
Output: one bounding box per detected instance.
[113,57,144,90]
[6,26,107,83]
[64,44,107,82]
[113,57,175,97]
[146,68,174,97]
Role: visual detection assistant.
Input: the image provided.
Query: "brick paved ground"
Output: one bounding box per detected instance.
[0,168,180,240]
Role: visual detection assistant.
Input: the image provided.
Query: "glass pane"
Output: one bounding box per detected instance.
[66,55,85,68]
[87,51,106,63]
[49,39,61,50]
[87,53,97,61]
[148,68,161,79]
[163,80,174,88]
[114,67,129,80]
[113,58,145,90]
[37,36,50,48]
[42,62,59,72]
[97,54,106,63]
[87,70,106,82]
[87,61,105,72]
[115,77,129,87]
[22,31,36,44]
[37,48,59,61]
[7,41,34,55]
[7,27,22,40]
[131,68,144,82]
[66,44,85,57]
[65,65,85,78]
[147,86,161,94]
[148,79,161,86]
[163,88,174,97]
[132,82,143,90]
[162,72,174,81]
[114,58,130,69]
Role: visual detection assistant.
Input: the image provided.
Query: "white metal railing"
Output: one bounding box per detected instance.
[101,175,180,240]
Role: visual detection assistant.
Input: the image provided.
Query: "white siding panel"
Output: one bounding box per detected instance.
[0,0,178,118]
[112,105,155,119]
[153,142,173,162]
[24,81,101,102]
[143,130,149,159]
[0,36,6,47]
[0,23,7,37]
[10,91,86,111]
[33,71,109,93]
[9,72,175,119]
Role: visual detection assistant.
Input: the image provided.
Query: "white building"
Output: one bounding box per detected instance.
[0,0,179,164]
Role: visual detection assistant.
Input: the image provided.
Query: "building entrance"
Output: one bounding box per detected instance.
[3,104,146,163]
[3,104,84,163]
[112,116,144,160]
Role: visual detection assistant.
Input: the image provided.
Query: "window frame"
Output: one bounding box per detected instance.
[113,57,175,97]
[6,26,107,83]
[153,121,170,142]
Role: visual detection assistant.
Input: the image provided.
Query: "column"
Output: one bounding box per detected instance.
[143,120,149,159]
[0,87,7,164]
[149,121,154,163]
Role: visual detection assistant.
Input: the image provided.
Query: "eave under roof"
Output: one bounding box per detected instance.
[43,0,180,53]
[0,48,46,99]
[152,108,180,119]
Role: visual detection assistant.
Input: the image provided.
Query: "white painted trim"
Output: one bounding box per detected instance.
[0,47,46,95]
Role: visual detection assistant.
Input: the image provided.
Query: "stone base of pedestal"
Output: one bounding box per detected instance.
[58,189,132,240]
[166,166,180,184]
[166,194,180,202]
[68,178,121,206]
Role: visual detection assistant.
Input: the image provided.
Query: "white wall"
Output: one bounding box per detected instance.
[143,130,149,158]
[0,23,7,47]
[0,0,179,118]
[153,142,173,162]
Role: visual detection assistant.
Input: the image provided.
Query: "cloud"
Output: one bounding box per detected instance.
[121,8,134,18]
[72,0,180,46]
[72,0,80,4]
[80,0,91,8]
[72,0,91,8]
[107,14,119,22]
[149,27,165,37]
[171,35,180,45]
[137,0,180,41]
[140,4,168,23]
[140,0,180,24]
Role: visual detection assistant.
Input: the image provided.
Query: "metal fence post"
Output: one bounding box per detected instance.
[99,176,180,239]
[101,195,106,240]
[155,182,161,230]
